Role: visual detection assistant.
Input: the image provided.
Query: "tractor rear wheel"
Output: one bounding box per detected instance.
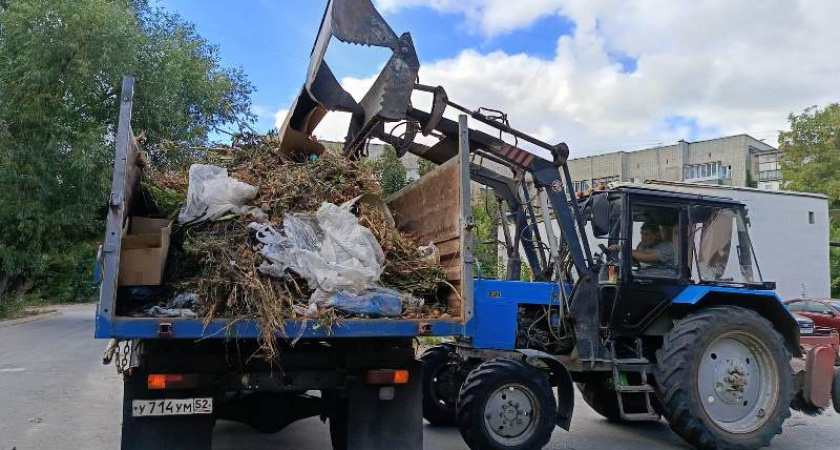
[577,381,622,422]
[457,358,555,450]
[655,307,793,450]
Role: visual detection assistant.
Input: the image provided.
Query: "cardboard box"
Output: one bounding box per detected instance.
[118,217,172,286]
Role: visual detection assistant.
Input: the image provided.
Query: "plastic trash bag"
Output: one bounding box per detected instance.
[326,287,403,317]
[171,292,198,308]
[178,164,268,223]
[250,202,385,305]
[144,305,197,318]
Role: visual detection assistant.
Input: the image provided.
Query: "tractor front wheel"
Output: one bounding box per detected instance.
[655,307,793,450]
[457,358,555,450]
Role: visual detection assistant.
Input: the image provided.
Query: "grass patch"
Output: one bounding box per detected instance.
[0,294,54,321]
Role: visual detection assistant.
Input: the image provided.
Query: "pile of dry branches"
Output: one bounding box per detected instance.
[145,135,449,358]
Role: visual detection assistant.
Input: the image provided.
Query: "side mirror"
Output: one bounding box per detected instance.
[822,309,836,317]
[591,194,610,238]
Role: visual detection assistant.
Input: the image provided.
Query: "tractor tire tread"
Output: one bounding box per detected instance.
[654,307,793,450]
[457,358,555,450]
[420,345,461,426]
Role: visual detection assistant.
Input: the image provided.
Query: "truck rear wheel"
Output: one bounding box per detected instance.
[655,307,793,450]
[457,358,555,450]
[420,344,463,426]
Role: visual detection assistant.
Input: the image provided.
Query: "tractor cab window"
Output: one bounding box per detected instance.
[690,206,762,285]
[629,205,680,278]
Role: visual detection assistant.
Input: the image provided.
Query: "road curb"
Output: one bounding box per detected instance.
[0,310,62,329]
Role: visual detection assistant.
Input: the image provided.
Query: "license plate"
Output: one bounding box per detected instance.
[132,398,213,417]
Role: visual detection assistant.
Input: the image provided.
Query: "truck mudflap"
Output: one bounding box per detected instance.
[794,331,840,411]
[331,360,424,450]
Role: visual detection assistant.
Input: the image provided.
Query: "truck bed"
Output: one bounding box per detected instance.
[96,77,473,342]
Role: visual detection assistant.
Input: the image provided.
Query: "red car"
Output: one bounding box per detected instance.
[785,299,840,333]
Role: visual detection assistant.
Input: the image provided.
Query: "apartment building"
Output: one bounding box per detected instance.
[567,134,782,192]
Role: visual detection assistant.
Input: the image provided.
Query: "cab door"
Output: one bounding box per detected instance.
[611,200,688,333]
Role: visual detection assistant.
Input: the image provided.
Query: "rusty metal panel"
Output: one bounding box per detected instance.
[804,345,836,408]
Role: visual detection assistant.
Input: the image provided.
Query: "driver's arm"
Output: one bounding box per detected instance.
[607,244,660,264]
[631,249,660,264]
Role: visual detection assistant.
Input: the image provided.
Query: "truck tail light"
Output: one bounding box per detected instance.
[366,369,409,385]
[147,374,198,390]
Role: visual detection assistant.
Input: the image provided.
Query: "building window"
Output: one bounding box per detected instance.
[684,162,728,181]
[758,153,782,181]
[809,211,815,225]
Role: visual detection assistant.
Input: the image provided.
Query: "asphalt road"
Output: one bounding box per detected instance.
[2,304,839,450]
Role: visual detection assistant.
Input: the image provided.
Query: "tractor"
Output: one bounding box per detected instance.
[279,1,840,449]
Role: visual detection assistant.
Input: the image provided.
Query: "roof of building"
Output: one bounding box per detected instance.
[569,134,776,161]
[644,180,828,200]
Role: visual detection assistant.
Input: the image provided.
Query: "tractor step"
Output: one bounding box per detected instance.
[615,384,655,393]
[617,411,661,421]
[613,357,649,365]
[610,339,660,422]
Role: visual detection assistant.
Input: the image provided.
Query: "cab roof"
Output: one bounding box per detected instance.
[591,183,746,208]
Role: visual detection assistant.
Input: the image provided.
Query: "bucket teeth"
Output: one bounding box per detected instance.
[278,0,419,158]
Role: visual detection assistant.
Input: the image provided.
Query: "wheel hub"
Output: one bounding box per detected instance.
[484,385,536,442]
[697,332,779,433]
[714,363,749,404]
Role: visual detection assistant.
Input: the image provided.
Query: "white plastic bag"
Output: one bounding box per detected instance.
[178,164,267,223]
[251,202,385,305]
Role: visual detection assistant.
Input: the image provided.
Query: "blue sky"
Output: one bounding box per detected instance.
[156,0,839,156]
[159,0,576,131]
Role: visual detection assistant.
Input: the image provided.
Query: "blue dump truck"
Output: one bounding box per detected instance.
[97,75,478,450]
[97,1,840,450]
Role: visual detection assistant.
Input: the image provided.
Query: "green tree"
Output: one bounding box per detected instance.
[0,0,253,304]
[779,104,840,203]
[779,104,840,296]
[472,192,500,279]
[374,145,408,196]
[417,158,437,178]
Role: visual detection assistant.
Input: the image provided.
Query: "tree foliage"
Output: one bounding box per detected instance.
[374,145,409,197]
[779,104,840,203]
[417,158,437,178]
[472,191,500,279]
[0,0,253,301]
[778,104,840,296]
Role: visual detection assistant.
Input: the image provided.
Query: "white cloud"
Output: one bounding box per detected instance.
[282,0,840,157]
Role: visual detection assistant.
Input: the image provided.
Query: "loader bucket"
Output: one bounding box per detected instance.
[278,0,420,158]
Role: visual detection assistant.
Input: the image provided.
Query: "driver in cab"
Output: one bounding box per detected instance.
[632,222,675,269]
[609,222,675,273]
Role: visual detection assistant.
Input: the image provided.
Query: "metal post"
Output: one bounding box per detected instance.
[97,76,135,331]
[458,115,475,321]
